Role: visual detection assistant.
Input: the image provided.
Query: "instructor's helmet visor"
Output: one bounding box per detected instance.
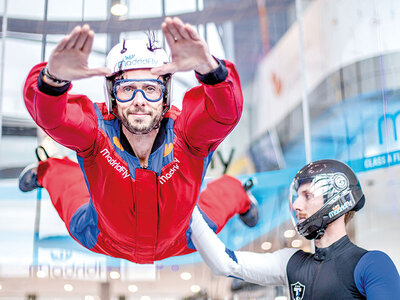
[288,160,365,240]
[289,172,355,239]
[113,79,165,103]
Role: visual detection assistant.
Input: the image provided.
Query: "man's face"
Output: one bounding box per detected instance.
[291,182,324,223]
[115,69,164,135]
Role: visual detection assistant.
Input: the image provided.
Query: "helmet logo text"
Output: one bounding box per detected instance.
[328,197,355,219]
[114,54,159,72]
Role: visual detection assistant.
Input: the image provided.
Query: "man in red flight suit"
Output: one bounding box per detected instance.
[20,17,257,264]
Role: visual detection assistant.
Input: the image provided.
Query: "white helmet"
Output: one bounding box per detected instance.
[104,39,171,114]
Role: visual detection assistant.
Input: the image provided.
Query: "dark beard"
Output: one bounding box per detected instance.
[119,107,163,135]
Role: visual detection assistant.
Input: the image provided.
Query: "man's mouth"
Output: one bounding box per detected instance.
[296,214,307,222]
[129,110,151,117]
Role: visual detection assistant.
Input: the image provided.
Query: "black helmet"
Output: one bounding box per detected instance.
[289,159,365,240]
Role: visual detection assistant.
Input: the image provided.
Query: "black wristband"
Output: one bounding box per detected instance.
[38,68,71,96]
[43,66,70,84]
[196,58,228,85]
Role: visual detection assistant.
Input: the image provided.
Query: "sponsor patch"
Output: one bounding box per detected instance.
[291,281,305,300]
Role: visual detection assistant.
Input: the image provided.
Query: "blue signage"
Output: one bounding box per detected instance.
[348,149,400,173]
[378,111,400,144]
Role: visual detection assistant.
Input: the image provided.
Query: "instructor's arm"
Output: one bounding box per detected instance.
[190,206,296,286]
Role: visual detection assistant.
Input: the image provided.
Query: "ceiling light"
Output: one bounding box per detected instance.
[64,284,73,292]
[291,239,302,248]
[283,229,296,238]
[109,271,120,280]
[180,272,192,280]
[0,284,2,290]
[140,296,151,300]
[261,241,272,251]
[128,284,138,293]
[190,285,201,293]
[110,3,128,16]
[274,297,288,300]
[85,296,95,300]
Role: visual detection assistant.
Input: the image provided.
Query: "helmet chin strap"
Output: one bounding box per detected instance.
[158,105,170,124]
[151,105,169,131]
[313,227,327,240]
[304,226,327,240]
[302,215,330,240]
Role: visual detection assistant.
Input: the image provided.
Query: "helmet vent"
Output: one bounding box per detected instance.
[146,31,161,52]
[120,40,127,54]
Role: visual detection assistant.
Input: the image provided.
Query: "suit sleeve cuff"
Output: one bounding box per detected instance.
[195,58,228,85]
[37,68,71,96]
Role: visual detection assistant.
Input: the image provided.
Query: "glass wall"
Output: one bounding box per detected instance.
[247,1,400,296]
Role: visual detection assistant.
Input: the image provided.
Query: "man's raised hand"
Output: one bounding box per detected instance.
[46,24,111,83]
[151,17,219,76]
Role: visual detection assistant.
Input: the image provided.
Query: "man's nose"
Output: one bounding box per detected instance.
[292,196,305,211]
[133,90,146,106]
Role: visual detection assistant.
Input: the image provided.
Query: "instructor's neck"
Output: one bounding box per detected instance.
[315,216,347,248]
[314,217,347,248]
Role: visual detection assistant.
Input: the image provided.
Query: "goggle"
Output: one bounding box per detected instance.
[113,79,165,103]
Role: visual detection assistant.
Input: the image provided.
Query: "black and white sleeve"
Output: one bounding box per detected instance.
[190,206,297,286]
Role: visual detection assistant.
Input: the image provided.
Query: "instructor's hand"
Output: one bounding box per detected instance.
[46,24,111,83]
[151,17,219,76]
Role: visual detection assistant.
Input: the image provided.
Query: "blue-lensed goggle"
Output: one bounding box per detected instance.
[113,79,165,103]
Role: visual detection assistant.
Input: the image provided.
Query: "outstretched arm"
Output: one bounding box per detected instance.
[190,206,297,286]
[23,25,111,153]
[153,17,243,157]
